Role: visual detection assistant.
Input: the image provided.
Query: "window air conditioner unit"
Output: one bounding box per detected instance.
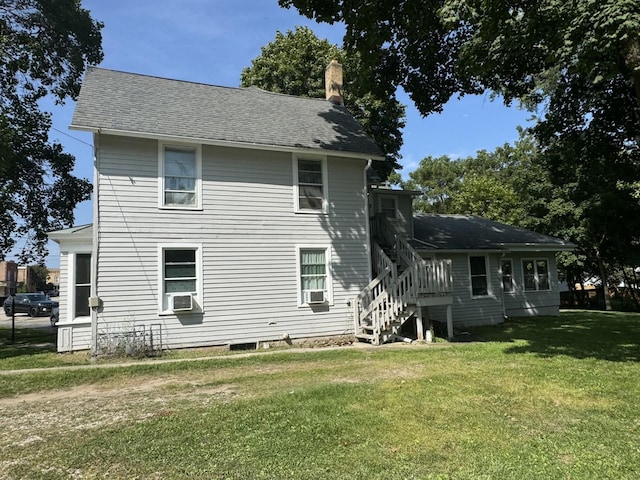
[170,294,193,312]
[304,290,326,304]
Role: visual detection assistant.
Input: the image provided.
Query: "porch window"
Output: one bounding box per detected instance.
[523,259,550,291]
[160,143,202,209]
[470,255,489,296]
[74,253,91,318]
[501,259,514,293]
[294,156,327,212]
[298,247,332,305]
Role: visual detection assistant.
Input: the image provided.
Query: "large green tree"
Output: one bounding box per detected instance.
[240,26,405,180]
[0,0,103,264]
[282,0,640,307]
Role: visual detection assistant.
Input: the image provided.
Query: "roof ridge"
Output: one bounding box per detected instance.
[88,67,337,105]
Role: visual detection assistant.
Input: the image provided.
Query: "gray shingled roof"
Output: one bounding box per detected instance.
[413,214,574,251]
[71,67,384,158]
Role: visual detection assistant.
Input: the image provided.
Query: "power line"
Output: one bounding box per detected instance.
[50,126,94,148]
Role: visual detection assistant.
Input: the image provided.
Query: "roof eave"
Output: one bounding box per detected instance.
[415,244,575,254]
[47,224,93,245]
[499,243,576,252]
[70,125,386,161]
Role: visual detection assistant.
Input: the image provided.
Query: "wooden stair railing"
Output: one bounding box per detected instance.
[354,238,452,344]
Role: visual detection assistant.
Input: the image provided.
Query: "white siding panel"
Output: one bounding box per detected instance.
[503,253,561,317]
[94,135,369,349]
[58,251,68,324]
[429,253,504,327]
[428,252,561,330]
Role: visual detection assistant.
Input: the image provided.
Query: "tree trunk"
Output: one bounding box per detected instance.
[596,249,612,311]
[624,266,640,310]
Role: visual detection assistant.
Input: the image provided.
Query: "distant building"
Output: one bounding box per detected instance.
[47,268,60,288]
[0,261,18,301]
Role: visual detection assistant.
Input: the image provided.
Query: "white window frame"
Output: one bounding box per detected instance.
[469,255,490,297]
[500,258,515,293]
[158,243,203,315]
[158,141,202,210]
[293,154,328,213]
[64,249,92,324]
[522,258,551,292]
[295,245,334,307]
[378,195,398,220]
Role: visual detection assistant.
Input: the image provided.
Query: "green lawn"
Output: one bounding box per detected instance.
[1,310,639,479]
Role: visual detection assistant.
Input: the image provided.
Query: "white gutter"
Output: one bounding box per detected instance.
[499,243,576,252]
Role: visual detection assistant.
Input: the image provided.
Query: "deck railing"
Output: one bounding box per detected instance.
[372,242,397,278]
[354,239,452,343]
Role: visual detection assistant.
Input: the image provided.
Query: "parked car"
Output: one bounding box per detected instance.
[3,293,59,317]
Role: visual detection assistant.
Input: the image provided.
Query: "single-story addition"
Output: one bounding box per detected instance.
[410,213,575,327]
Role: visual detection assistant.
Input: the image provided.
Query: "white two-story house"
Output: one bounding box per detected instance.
[50,63,388,352]
[50,64,573,353]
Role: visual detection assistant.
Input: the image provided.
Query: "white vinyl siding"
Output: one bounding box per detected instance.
[159,142,202,209]
[61,250,92,324]
[293,155,328,213]
[55,243,93,351]
[88,135,368,350]
[504,254,559,317]
[428,253,503,327]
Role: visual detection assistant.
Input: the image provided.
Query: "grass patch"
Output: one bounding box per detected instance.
[1,311,640,479]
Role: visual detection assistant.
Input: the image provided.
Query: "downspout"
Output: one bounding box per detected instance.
[499,253,507,319]
[90,131,100,356]
[363,159,373,281]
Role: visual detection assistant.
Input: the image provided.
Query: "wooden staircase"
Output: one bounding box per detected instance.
[353,236,453,345]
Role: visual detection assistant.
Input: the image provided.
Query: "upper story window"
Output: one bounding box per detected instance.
[159,143,202,209]
[523,259,550,291]
[501,259,514,293]
[379,196,397,219]
[469,255,489,297]
[294,156,327,213]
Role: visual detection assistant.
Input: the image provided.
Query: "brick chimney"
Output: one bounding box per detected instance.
[325,59,344,105]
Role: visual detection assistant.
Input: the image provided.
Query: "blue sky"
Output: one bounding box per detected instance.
[22,0,533,266]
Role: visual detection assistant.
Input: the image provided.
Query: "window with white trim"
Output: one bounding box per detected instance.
[294,156,327,212]
[297,247,332,305]
[522,259,550,291]
[501,259,514,293]
[469,255,489,296]
[74,253,91,318]
[160,245,202,313]
[160,143,202,209]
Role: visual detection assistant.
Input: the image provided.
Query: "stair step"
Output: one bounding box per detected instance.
[356,333,376,341]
